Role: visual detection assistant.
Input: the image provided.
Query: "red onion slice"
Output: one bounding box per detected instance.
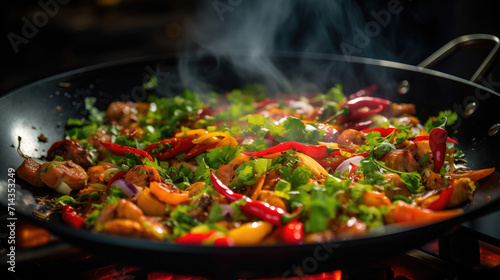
[111,179,139,197]
[220,204,235,219]
[335,156,364,174]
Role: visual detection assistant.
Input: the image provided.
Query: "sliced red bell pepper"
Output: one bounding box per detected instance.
[99,140,153,161]
[353,152,370,158]
[144,137,195,160]
[335,148,355,154]
[361,127,398,137]
[325,97,391,123]
[175,231,234,246]
[62,205,85,229]
[210,171,301,226]
[348,163,358,180]
[412,135,458,144]
[426,184,455,211]
[281,220,304,245]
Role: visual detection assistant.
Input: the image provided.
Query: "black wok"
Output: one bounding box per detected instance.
[1,35,500,279]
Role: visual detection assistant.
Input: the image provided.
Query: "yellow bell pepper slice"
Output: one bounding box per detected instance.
[227,221,273,246]
[193,131,231,144]
[175,129,208,138]
[136,188,167,216]
[295,151,328,178]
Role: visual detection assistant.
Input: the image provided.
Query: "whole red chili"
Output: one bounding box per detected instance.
[62,205,85,229]
[99,141,153,161]
[281,220,304,245]
[144,137,195,160]
[210,171,301,226]
[429,127,448,173]
[426,184,455,211]
[325,97,392,123]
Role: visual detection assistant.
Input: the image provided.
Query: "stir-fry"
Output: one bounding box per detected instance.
[17,83,495,246]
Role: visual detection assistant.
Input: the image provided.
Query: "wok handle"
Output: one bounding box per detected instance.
[418,34,500,83]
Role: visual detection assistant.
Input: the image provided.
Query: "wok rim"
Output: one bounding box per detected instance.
[1,51,499,101]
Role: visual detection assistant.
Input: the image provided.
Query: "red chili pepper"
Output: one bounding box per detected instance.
[106,170,126,193]
[325,97,392,123]
[281,220,304,245]
[144,137,195,160]
[99,141,153,161]
[412,135,458,144]
[242,142,338,158]
[361,127,398,137]
[352,120,376,131]
[210,171,301,226]
[353,152,370,158]
[175,231,234,246]
[426,184,455,211]
[429,127,448,173]
[348,163,358,180]
[184,142,218,160]
[348,85,378,100]
[62,205,85,229]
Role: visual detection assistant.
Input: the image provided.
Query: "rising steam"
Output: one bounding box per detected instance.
[179,0,412,95]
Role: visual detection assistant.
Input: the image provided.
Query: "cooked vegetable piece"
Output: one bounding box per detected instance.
[149,181,189,205]
[17,158,45,187]
[40,160,88,194]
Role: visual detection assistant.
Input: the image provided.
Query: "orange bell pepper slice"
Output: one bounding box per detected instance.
[149,181,189,205]
[389,201,462,226]
[447,168,495,182]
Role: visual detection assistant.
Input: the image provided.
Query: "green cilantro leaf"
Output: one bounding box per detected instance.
[274,179,292,200]
[204,145,242,169]
[424,110,458,133]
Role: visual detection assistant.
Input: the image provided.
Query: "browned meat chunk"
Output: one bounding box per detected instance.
[47,139,92,168]
[380,150,419,173]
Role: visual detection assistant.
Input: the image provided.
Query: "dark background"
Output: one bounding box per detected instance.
[3,0,500,96]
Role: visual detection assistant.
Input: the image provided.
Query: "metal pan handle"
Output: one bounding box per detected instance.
[418,34,500,83]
